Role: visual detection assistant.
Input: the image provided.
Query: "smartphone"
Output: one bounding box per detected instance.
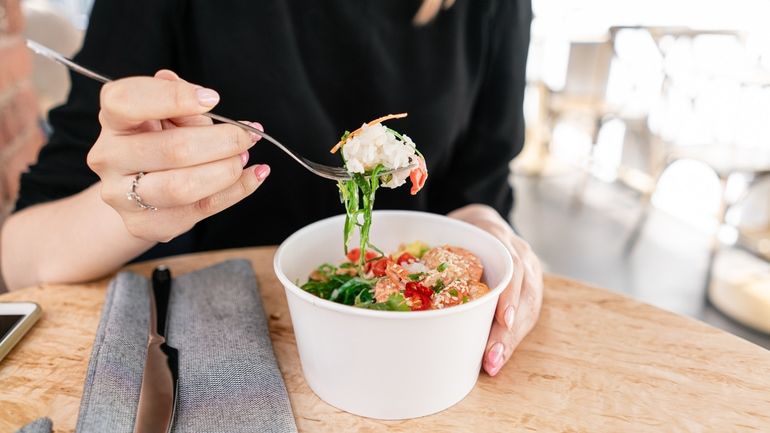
[0,302,41,362]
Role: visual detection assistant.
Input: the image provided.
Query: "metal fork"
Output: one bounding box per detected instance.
[26,39,414,181]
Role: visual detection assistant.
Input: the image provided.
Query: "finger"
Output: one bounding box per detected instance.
[494,239,524,331]
[185,164,271,219]
[100,75,220,131]
[116,154,251,209]
[483,280,542,376]
[508,235,542,281]
[165,114,215,128]
[104,122,260,173]
[154,69,181,81]
[152,70,215,129]
[117,164,268,243]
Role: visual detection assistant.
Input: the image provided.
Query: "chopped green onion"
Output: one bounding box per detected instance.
[448,288,459,297]
[408,273,426,281]
[432,280,445,293]
[437,262,448,272]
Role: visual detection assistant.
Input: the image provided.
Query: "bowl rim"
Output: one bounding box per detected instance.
[273,210,514,320]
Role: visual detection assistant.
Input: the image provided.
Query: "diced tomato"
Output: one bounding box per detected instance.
[370,257,391,277]
[347,248,378,263]
[404,282,432,311]
[396,252,416,265]
[409,155,428,195]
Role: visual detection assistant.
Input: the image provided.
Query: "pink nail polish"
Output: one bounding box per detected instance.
[239,151,249,167]
[248,121,264,132]
[242,121,263,143]
[196,88,220,107]
[487,342,505,370]
[505,306,515,330]
[254,164,271,182]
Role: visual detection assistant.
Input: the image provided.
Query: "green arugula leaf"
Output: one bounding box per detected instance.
[329,277,376,306]
[301,273,353,300]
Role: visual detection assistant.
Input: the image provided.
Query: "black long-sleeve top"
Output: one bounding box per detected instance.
[15,0,531,260]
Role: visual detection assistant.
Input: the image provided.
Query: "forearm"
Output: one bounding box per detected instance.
[1,183,155,290]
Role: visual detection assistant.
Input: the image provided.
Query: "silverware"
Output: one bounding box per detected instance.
[26,39,415,181]
[133,265,178,433]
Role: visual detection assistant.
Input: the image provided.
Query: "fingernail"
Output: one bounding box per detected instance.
[254,164,271,182]
[239,151,249,167]
[244,121,263,144]
[505,306,515,330]
[487,342,505,372]
[196,87,220,107]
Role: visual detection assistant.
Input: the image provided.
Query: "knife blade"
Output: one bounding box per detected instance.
[133,265,179,433]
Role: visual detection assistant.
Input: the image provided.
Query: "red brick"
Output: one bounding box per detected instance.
[0,169,9,211]
[1,0,25,34]
[0,84,39,150]
[2,126,44,202]
[0,38,33,93]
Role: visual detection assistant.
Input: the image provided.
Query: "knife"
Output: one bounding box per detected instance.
[133,265,179,433]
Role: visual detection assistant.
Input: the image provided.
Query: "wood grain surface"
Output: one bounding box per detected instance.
[1,247,769,432]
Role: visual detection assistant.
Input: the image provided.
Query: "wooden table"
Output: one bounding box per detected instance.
[1,247,769,432]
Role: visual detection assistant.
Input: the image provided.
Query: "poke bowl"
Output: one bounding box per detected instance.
[273,210,514,420]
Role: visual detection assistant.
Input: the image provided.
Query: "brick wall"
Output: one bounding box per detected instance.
[1,0,44,219]
[1,0,45,291]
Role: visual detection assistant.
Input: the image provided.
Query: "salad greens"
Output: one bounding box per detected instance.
[300,262,410,311]
[301,262,374,305]
[356,292,411,311]
[338,155,385,275]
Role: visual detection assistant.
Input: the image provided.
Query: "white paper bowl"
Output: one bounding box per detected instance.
[274,210,513,420]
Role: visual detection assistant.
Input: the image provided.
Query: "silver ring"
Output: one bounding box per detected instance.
[126,172,158,211]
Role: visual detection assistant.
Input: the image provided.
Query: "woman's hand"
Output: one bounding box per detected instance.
[87,70,270,243]
[449,204,544,376]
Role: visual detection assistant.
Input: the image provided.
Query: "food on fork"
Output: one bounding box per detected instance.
[331,113,428,274]
[301,242,490,311]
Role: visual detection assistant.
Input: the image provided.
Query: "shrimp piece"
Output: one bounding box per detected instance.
[374,277,402,303]
[422,246,483,282]
[468,281,490,300]
[432,279,471,309]
[373,261,410,302]
[385,261,411,284]
[409,155,428,195]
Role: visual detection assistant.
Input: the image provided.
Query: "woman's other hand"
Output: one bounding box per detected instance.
[88,70,270,242]
[449,204,544,376]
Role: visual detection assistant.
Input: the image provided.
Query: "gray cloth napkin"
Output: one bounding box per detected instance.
[17,259,297,433]
[14,417,51,433]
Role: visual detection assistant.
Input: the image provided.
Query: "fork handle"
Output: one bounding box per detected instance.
[25,39,291,156]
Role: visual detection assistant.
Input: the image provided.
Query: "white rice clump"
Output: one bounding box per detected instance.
[402,261,430,274]
[342,123,416,188]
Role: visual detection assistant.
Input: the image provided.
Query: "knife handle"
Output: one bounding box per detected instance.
[152,266,172,338]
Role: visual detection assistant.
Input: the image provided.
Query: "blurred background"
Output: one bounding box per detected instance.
[0,0,768,346]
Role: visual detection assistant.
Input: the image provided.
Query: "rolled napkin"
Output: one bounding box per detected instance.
[72,259,297,433]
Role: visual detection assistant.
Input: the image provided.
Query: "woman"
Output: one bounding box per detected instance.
[1,0,542,376]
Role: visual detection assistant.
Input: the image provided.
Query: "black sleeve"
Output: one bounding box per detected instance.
[14,0,181,212]
[429,0,531,219]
